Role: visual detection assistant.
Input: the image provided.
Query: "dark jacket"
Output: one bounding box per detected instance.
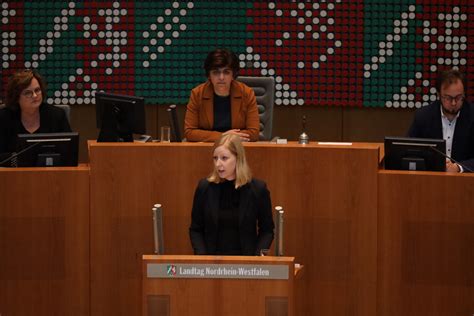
[189,178,274,255]
[408,100,474,172]
[0,103,71,154]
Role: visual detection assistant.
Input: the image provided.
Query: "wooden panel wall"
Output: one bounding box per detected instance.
[378,171,474,316]
[89,142,380,316]
[0,167,90,316]
[3,146,473,316]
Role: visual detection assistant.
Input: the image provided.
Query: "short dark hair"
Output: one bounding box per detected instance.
[5,69,47,110]
[204,48,239,78]
[435,69,466,93]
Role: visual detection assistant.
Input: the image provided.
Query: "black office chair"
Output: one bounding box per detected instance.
[237,76,275,141]
[55,104,71,123]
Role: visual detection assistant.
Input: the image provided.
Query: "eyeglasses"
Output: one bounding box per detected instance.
[441,94,465,103]
[21,87,42,98]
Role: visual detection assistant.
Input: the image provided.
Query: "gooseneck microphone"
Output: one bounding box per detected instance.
[0,141,41,167]
[274,206,284,256]
[152,204,165,255]
[429,145,473,173]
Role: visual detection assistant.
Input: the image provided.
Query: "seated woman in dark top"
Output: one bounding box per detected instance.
[189,134,274,255]
[184,48,260,142]
[0,69,71,155]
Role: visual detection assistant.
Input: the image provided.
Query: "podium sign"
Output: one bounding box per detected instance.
[147,262,289,280]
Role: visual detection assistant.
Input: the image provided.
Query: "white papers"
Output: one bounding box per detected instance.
[317,142,353,146]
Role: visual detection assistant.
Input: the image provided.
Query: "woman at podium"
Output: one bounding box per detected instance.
[189,134,274,255]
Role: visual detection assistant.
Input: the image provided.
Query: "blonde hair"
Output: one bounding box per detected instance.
[207,134,252,188]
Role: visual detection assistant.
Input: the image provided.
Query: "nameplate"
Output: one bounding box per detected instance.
[147,263,289,280]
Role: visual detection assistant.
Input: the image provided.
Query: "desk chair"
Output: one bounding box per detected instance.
[55,104,71,123]
[237,76,275,141]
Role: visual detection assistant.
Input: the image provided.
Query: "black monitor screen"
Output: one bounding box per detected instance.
[95,91,146,142]
[384,136,446,171]
[15,132,79,167]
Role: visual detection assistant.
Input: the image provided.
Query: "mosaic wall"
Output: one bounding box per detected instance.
[1,1,474,108]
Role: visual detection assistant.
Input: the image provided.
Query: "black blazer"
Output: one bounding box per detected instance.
[189,178,275,256]
[0,103,71,154]
[408,100,474,172]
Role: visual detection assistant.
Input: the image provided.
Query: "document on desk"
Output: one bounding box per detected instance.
[317,142,353,146]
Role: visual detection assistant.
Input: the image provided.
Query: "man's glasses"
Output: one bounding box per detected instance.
[441,94,465,103]
[21,87,42,98]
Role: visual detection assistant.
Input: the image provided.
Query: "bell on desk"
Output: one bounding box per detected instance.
[298,132,309,144]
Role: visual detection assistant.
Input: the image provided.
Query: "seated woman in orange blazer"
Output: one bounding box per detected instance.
[184,48,260,142]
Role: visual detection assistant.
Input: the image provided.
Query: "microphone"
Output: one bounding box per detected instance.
[274,206,284,256]
[167,104,182,142]
[152,203,165,255]
[0,141,41,167]
[429,145,473,173]
[298,115,309,144]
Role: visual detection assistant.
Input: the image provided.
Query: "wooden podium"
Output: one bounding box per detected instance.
[90,141,380,316]
[142,255,301,316]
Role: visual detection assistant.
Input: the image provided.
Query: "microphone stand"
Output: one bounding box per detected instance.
[298,115,309,144]
[429,145,473,173]
[0,141,41,167]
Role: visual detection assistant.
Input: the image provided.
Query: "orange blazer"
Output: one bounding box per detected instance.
[184,80,260,142]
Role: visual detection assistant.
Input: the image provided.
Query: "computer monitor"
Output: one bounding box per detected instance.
[15,132,79,167]
[167,104,182,142]
[384,136,446,171]
[95,91,146,142]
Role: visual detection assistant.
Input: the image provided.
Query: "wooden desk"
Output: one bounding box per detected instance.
[3,144,472,315]
[378,170,474,316]
[0,166,90,316]
[89,141,381,316]
[142,255,297,316]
